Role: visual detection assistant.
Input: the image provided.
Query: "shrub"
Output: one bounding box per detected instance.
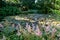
[0,6,20,16]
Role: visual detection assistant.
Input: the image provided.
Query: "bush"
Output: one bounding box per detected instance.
[0,6,20,16]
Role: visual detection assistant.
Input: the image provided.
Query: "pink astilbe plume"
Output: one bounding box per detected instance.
[0,24,3,28]
[16,30,21,36]
[26,23,29,29]
[35,25,42,36]
[27,25,32,33]
[18,23,21,29]
[45,25,51,32]
[16,23,21,30]
[51,28,57,39]
[45,24,51,33]
[51,28,57,36]
[26,23,32,33]
[32,23,35,31]
[11,23,15,27]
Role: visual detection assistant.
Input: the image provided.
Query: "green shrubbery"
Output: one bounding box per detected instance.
[0,6,20,16]
[0,0,60,15]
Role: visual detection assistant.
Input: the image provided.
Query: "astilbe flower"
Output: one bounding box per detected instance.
[45,25,51,32]
[26,23,32,33]
[34,25,42,36]
[18,23,21,29]
[51,28,57,40]
[44,21,52,34]
[11,23,21,30]
[11,23,22,35]
[11,23,15,28]
[32,23,36,31]
[0,24,4,32]
[27,25,32,33]
[16,30,21,36]
[16,23,21,30]
[25,22,29,32]
[51,28,57,36]
[0,24,3,28]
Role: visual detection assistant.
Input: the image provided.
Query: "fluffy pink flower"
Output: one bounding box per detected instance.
[16,31,21,36]
[27,25,31,33]
[26,23,32,33]
[45,24,51,32]
[32,23,35,31]
[51,28,57,37]
[26,23,28,30]
[11,23,15,27]
[35,25,42,36]
[52,28,57,34]
[16,23,21,30]
[45,26,50,32]
[0,24,3,28]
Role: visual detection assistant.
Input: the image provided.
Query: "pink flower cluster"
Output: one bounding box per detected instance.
[11,22,57,37]
[25,23,42,36]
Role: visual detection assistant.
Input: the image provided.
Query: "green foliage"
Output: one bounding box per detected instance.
[9,34,19,40]
[35,0,55,14]
[1,0,60,14]
[52,0,60,16]
[0,6,20,16]
[3,26,16,37]
[20,0,35,9]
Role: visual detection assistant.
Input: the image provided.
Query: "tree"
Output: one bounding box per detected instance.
[0,0,2,8]
[35,0,55,14]
[0,0,6,8]
[20,0,35,9]
[52,0,60,15]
